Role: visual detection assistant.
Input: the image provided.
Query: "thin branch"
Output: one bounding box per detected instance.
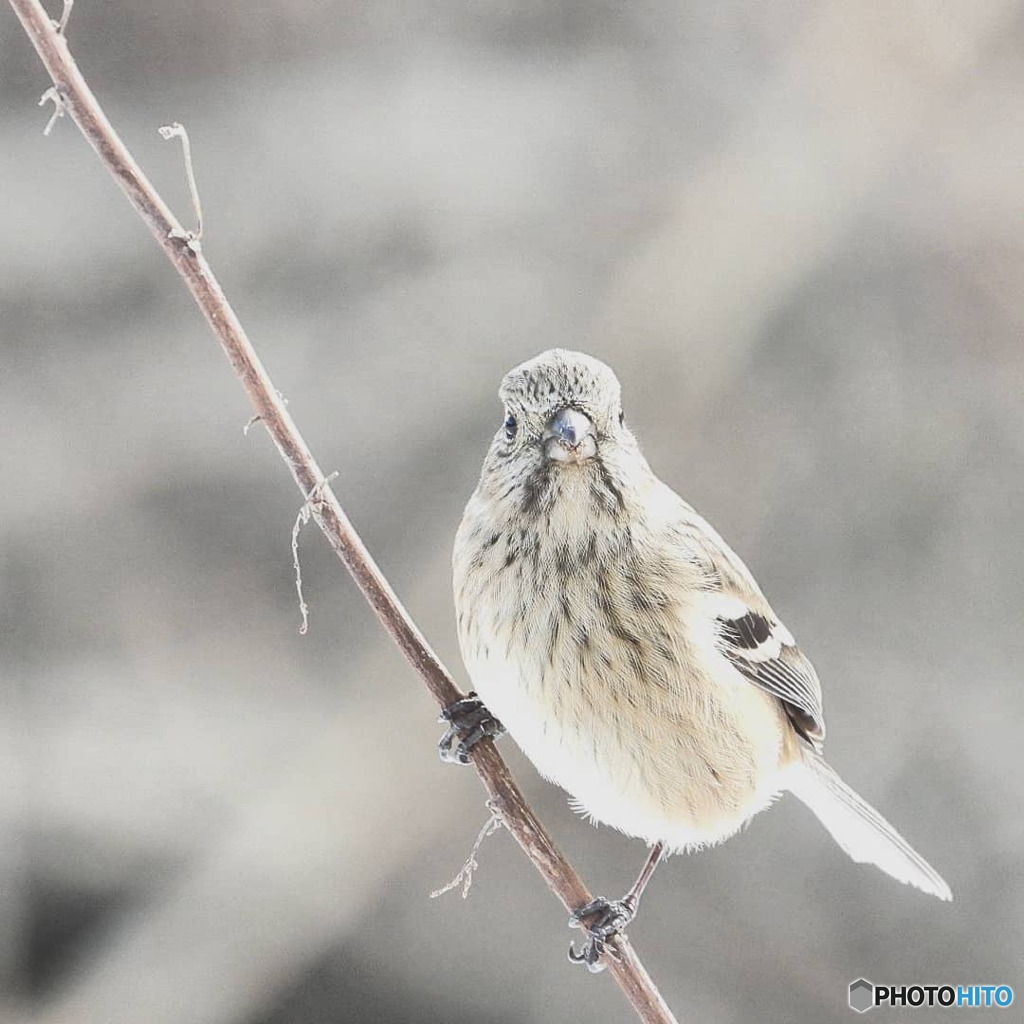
[56,0,70,31]
[6,3,680,1021]
[292,470,339,635]
[38,84,64,134]
[430,803,503,900]
[158,121,204,243]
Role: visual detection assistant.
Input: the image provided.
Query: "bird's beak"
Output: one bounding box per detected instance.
[544,407,597,463]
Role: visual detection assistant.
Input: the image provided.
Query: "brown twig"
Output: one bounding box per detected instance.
[7,2,680,1021]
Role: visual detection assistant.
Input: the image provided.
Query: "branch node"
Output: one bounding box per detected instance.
[291,471,340,635]
[38,85,65,135]
[430,801,503,900]
[158,121,203,249]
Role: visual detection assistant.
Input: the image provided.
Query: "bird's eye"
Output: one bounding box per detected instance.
[503,412,518,441]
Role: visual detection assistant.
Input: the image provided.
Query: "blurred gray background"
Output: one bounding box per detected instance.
[2,2,1022,1022]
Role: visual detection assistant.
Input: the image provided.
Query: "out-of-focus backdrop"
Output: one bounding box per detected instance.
[2,2,1022,1022]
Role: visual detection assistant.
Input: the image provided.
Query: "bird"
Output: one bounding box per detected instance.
[442,348,951,970]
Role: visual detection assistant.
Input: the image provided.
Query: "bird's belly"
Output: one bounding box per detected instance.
[466,644,789,852]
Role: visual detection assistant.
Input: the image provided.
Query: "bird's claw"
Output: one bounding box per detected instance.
[567,896,637,973]
[438,693,504,764]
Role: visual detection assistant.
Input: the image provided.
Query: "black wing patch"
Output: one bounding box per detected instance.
[717,609,773,650]
[716,611,826,751]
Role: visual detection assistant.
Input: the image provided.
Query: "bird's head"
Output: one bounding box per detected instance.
[478,349,649,521]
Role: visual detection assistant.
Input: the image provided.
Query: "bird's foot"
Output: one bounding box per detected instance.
[438,693,504,764]
[567,895,637,973]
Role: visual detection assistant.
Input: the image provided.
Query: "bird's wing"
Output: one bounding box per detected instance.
[712,605,825,750]
[676,509,826,750]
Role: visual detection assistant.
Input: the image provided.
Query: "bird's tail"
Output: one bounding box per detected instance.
[786,751,952,901]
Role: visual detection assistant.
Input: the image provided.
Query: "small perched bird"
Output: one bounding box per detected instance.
[444,349,951,970]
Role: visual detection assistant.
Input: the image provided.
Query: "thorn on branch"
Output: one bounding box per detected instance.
[243,392,289,436]
[158,122,203,251]
[291,471,339,635]
[38,85,66,136]
[430,803,504,900]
